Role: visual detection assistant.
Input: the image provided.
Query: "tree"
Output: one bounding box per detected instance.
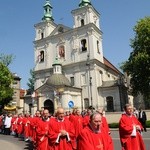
[27,69,35,94]
[121,17,150,108]
[0,62,14,108]
[0,53,15,67]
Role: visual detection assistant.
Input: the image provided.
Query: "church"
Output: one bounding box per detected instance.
[33,0,128,115]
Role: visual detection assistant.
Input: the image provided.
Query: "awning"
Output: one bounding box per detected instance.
[4,105,16,111]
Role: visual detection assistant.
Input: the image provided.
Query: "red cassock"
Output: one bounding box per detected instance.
[78,125,114,150]
[23,117,31,138]
[74,115,83,138]
[49,117,76,150]
[17,117,23,135]
[101,116,110,135]
[69,114,76,123]
[119,114,146,150]
[0,116,2,129]
[36,118,51,150]
[11,117,18,132]
[82,115,90,128]
[69,115,83,138]
[30,116,41,142]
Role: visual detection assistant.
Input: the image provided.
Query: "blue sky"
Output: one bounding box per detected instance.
[0,0,150,89]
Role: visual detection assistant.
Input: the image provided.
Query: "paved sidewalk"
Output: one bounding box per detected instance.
[0,134,32,150]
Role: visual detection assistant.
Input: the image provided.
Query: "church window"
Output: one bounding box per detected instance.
[59,45,65,58]
[97,40,100,53]
[41,32,44,39]
[81,39,87,52]
[81,74,87,85]
[84,98,89,109]
[38,50,44,62]
[81,19,84,26]
[70,77,75,86]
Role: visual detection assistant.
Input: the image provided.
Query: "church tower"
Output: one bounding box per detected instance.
[34,0,58,89]
[71,0,103,63]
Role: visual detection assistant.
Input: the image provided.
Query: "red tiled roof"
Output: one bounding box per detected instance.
[103,57,121,74]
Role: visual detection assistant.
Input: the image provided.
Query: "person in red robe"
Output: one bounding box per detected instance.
[119,104,146,150]
[82,109,92,128]
[30,110,41,144]
[78,112,114,150]
[49,107,76,150]
[10,114,18,135]
[17,113,24,137]
[0,114,3,133]
[23,113,31,141]
[69,108,77,122]
[96,108,114,149]
[74,109,83,138]
[96,108,110,135]
[36,109,51,150]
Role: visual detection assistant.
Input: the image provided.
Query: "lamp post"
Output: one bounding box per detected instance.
[86,54,93,109]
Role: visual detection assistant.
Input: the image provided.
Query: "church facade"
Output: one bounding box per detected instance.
[33,0,128,114]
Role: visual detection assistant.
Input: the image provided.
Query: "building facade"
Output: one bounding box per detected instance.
[33,0,128,114]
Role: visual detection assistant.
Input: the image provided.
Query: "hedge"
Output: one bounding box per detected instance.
[108,120,150,128]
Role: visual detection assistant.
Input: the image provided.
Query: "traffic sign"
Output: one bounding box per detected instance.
[68,101,74,108]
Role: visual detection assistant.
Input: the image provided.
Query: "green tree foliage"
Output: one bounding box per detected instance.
[0,53,15,67]
[27,69,35,94]
[121,17,150,106]
[0,62,14,108]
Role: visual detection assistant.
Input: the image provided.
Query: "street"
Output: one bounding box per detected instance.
[111,129,150,150]
[0,130,149,150]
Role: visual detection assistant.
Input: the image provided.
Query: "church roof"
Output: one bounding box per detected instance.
[100,80,118,88]
[46,74,71,86]
[50,24,71,36]
[103,57,121,74]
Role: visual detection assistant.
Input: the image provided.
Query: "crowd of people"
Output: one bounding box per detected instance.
[0,104,147,150]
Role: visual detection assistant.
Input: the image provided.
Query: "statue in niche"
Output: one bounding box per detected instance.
[59,45,65,58]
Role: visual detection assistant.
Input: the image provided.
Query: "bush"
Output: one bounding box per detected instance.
[146,120,150,128]
[108,122,119,128]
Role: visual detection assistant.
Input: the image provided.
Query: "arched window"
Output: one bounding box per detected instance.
[106,96,114,112]
[44,99,54,115]
[81,39,87,52]
[41,32,44,39]
[39,50,44,62]
[81,19,84,26]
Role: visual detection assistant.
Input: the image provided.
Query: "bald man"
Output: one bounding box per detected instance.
[49,107,76,150]
[36,109,51,150]
[78,112,114,150]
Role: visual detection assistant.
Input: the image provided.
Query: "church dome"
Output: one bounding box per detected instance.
[46,74,71,86]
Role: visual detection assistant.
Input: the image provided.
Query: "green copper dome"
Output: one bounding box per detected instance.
[46,56,71,86]
[42,0,54,21]
[79,0,91,7]
[46,74,71,86]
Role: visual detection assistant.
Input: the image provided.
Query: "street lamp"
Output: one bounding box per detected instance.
[86,54,93,109]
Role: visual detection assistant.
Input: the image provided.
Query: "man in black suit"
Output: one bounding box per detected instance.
[138,107,147,132]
